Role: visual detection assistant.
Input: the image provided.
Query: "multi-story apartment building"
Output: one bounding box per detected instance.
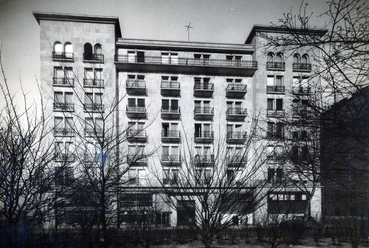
[34,12,325,227]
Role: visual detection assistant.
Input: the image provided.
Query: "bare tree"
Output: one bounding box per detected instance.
[0,52,58,248]
[152,118,270,248]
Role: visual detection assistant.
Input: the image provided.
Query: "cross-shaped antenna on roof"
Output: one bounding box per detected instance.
[185,23,193,41]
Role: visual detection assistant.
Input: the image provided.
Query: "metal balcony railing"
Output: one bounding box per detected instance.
[83,53,104,63]
[266,62,285,70]
[161,130,181,142]
[52,77,75,87]
[53,103,74,112]
[84,103,104,112]
[127,129,147,142]
[52,52,74,61]
[161,81,181,96]
[194,131,214,143]
[293,63,312,72]
[194,155,215,166]
[266,109,285,118]
[83,78,104,88]
[226,83,247,98]
[267,86,285,94]
[226,131,247,144]
[115,55,258,69]
[161,155,181,165]
[226,108,247,121]
[84,128,103,137]
[53,128,74,137]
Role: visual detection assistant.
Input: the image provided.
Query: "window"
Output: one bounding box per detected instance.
[127,169,145,185]
[84,68,103,87]
[226,54,242,66]
[267,75,284,93]
[162,99,179,111]
[276,99,283,110]
[267,122,283,138]
[162,146,179,162]
[267,168,283,184]
[267,99,274,110]
[64,42,73,58]
[53,66,74,86]
[162,123,179,138]
[54,116,74,136]
[128,98,145,107]
[291,146,299,162]
[177,200,195,225]
[85,117,103,136]
[163,169,179,185]
[84,93,103,112]
[54,141,74,162]
[194,123,212,138]
[54,92,74,111]
[55,166,73,186]
[194,53,210,65]
[54,42,63,55]
[127,145,146,165]
[161,52,178,64]
[53,42,73,61]
[94,43,102,55]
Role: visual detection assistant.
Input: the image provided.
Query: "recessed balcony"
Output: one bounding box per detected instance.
[127,155,147,166]
[267,86,285,94]
[53,128,74,137]
[193,83,214,97]
[161,107,180,120]
[226,156,247,167]
[226,108,247,121]
[226,83,247,98]
[161,81,180,96]
[53,103,74,112]
[126,79,146,95]
[83,53,104,63]
[226,131,247,144]
[194,131,214,144]
[52,52,74,62]
[266,109,285,118]
[194,155,214,167]
[127,129,147,143]
[126,106,147,119]
[293,63,312,72]
[266,62,285,71]
[84,128,103,137]
[84,103,104,113]
[161,130,181,143]
[52,77,74,87]
[83,78,104,88]
[161,155,181,166]
[194,107,214,120]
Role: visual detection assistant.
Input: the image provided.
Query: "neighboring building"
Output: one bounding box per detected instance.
[321,86,369,220]
[33,12,325,227]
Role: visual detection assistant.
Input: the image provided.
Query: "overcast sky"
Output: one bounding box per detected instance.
[0,0,327,108]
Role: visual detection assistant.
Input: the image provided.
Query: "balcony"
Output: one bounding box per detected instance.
[194,107,214,120]
[84,103,104,113]
[226,131,247,144]
[267,86,285,94]
[226,108,247,121]
[161,107,180,120]
[115,55,258,76]
[292,86,311,95]
[83,53,104,63]
[53,128,74,137]
[54,153,76,163]
[266,62,285,71]
[127,154,147,166]
[292,108,312,118]
[226,156,247,167]
[84,128,103,137]
[53,103,74,112]
[226,83,247,98]
[126,79,146,95]
[266,109,285,118]
[161,81,180,96]
[193,83,214,97]
[126,106,146,119]
[163,177,178,185]
[293,63,312,72]
[194,155,214,167]
[83,78,104,88]
[52,77,74,87]
[194,131,214,144]
[161,130,181,143]
[52,52,74,62]
[127,129,147,143]
[161,155,181,166]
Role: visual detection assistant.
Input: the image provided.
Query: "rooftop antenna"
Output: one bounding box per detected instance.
[185,23,193,41]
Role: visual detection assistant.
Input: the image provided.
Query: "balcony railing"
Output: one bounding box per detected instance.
[52,52,74,62]
[83,53,104,63]
[194,107,214,120]
[52,77,74,87]
[54,128,74,137]
[161,130,181,143]
[267,86,285,94]
[84,103,104,113]
[126,106,146,119]
[293,63,312,72]
[226,131,247,144]
[194,131,214,144]
[127,154,147,166]
[161,81,180,96]
[84,128,103,137]
[161,107,180,119]
[226,108,247,121]
[194,155,215,167]
[266,109,285,118]
[194,83,214,97]
[226,83,247,98]
[161,155,181,166]
[115,55,258,69]
[266,62,285,70]
[54,153,76,162]
[127,129,147,142]
[126,79,146,95]
[226,156,247,167]
[53,103,74,112]
[83,78,104,88]
[292,86,311,95]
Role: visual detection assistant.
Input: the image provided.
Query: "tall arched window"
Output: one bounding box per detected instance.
[276,53,283,63]
[94,43,102,54]
[54,42,62,55]
[267,52,274,63]
[84,43,93,60]
[301,54,309,64]
[293,54,301,64]
[64,42,73,58]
